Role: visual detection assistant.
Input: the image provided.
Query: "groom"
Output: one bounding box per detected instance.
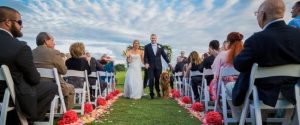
[144,34,171,99]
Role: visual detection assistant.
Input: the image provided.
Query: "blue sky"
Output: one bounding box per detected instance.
[0,0,296,64]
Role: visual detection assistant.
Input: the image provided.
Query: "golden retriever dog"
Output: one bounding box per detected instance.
[160,71,170,99]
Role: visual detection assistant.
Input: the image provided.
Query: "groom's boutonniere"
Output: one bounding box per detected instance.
[158,45,161,48]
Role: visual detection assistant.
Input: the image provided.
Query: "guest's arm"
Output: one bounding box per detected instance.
[184,63,192,78]
[141,51,144,64]
[53,50,67,75]
[84,59,91,75]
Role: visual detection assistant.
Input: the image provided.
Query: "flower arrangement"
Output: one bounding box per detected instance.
[58,110,78,124]
[172,90,180,98]
[97,97,107,106]
[192,102,204,112]
[106,93,114,100]
[84,103,94,114]
[205,111,223,125]
[182,96,191,104]
[114,89,121,94]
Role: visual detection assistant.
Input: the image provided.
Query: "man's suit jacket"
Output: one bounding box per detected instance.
[233,21,300,107]
[32,46,67,75]
[0,29,40,117]
[144,43,170,70]
[32,45,68,85]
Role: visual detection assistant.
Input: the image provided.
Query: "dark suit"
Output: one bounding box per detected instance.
[0,30,57,122]
[233,21,300,107]
[144,43,170,97]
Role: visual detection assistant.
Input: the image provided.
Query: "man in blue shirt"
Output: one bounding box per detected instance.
[289,1,300,28]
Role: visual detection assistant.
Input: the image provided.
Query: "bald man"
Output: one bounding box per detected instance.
[233,0,300,108]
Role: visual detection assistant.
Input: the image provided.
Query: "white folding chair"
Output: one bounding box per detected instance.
[189,70,203,103]
[295,78,300,125]
[174,72,184,96]
[63,70,90,115]
[213,67,241,125]
[105,72,114,95]
[35,68,67,125]
[239,63,300,125]
[0,65,28,125]
[89,72,99,101]
[200,68,214,112]
[97,71,107,97]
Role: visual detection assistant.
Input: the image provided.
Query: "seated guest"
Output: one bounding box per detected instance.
[233,1,300,123]
[171,57,184,88]
[65,42,91,88]
[211,32,243,118]
[288,1,300,28]
[86,52,107,98]
[185,51,204,102]
[32,32,75,110]
[0,6,57,124]
[175,56,185,72]
[202,40,220,85]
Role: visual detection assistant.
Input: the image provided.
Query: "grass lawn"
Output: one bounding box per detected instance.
[87,71,200,125]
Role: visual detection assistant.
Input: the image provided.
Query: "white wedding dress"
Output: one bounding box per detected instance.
[124,54,143,99]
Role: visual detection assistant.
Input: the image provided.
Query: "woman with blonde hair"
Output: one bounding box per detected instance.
[185,51,203,102]
[65,42,91,88]
[124,40,144,99]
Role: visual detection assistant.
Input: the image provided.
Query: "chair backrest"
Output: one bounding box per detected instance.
[36,68,66,113]
[64,70,90,103]
[1,65,28,125]
[214,66,239,111]
[64,70,87,78]
[246,63,300,104]
[1,65,16,103]
[89,72,97,78]
[98,71,106,77]
[106,72,114,83]
[189,70,203,77]
[203,68,213,76]
[175,72,183,76]
[219,67,239,77]
[174,72,183,82]
[239,63,300,125]
[64,69,90,89]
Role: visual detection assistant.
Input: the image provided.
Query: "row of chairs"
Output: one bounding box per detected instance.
[173,63,300,125]
[0,65,116,125]
[173,69,213,105]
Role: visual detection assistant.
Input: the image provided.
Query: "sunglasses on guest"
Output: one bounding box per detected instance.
[10,20,22,26]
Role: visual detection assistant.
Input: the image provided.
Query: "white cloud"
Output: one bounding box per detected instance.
[2,0,295,65]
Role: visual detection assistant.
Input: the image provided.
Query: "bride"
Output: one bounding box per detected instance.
[124,40,144,99]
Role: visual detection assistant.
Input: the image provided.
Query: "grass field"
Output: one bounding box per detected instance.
[87,71,200,125]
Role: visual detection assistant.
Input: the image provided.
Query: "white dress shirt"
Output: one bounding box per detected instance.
[151,43,157,55]
[0,28,13,37]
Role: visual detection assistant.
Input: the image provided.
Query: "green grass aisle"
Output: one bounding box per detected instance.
[87,71,200,125]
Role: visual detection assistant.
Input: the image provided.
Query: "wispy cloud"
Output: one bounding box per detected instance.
[0,0,294,64]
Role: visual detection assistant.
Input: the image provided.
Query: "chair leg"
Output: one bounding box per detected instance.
[49,97,58,125]
[282,109,294,125]
[1,89,10,125]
